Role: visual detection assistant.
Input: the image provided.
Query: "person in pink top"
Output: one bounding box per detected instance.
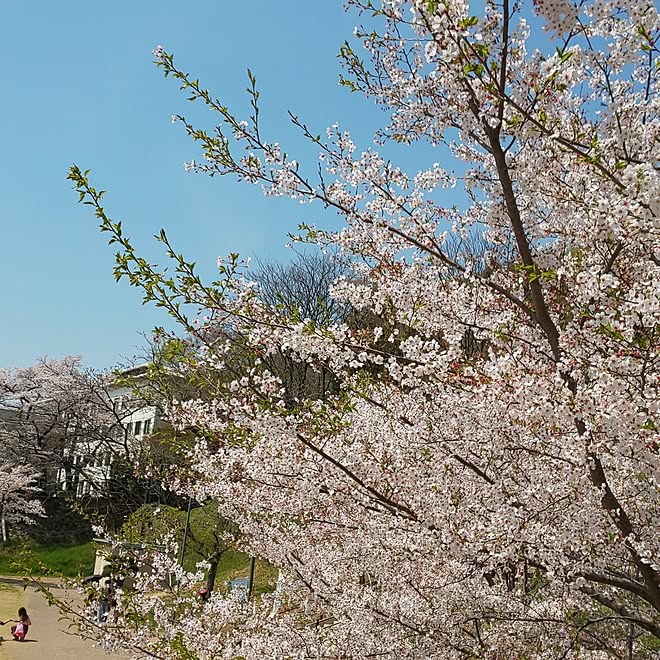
[1,607,32,641]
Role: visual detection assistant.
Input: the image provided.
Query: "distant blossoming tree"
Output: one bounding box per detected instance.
[0,357,123,489]
[0,463,44,542]
[0,356,170,532]
[70,0,658,657]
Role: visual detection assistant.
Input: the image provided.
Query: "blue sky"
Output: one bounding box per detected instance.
[0,1,443,371]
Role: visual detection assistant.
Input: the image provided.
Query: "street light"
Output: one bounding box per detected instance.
[178,496,193,566]
[247,557,256,600]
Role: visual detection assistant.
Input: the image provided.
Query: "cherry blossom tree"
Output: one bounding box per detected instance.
[69,0,658,657]
[0,357,119,488]
[0,463,44,542]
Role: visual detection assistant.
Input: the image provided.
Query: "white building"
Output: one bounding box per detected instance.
[57,364,162,498]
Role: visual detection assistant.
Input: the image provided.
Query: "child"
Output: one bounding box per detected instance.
[9,607,31,641]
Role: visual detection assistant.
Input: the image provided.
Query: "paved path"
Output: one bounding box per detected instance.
[0,579,131,660]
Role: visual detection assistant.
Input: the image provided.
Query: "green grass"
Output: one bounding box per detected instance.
[0,541,95,577]
[0,540,277,598]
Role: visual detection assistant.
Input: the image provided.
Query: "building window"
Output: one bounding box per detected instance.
[125,421,133,435]
[143,418,152,434]
[134,420,143,436]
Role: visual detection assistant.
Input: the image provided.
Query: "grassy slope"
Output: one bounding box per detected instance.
[208,549,279,596]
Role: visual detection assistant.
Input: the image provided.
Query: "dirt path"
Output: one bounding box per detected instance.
[0,579,131,660]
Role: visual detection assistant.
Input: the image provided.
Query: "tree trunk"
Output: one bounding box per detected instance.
[206,556,219,592]
[0,498,6,543]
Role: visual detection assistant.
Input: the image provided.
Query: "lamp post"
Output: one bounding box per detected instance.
[178,496,193,566]
[247,557,256,600]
